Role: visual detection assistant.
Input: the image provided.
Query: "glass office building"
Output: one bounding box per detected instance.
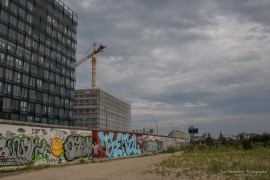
[0,0,77,126]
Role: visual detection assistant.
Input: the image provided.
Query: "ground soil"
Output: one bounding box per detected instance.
[0,153,182,180]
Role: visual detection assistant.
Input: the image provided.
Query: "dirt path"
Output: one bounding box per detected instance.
[0,153,181,180]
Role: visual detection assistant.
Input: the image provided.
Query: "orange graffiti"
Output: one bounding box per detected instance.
[50,137,63,157]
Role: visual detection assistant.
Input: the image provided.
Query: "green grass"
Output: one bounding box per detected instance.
[145,146,270,179]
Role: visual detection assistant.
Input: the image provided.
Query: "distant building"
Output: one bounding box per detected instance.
[168,130,189,140]
[133,127,154,134]
[74,88,131,131]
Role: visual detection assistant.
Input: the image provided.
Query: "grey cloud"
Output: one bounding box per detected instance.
[63,0,270,137]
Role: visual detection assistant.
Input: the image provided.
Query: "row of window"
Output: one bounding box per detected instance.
[0,49,75,80]
[0,19,76,61]
[0,81,74,107]
[2,97,74,118]
[1,113,72,125]
[0,8,76,59]
[0,65,75,90]
[0,71,75,97]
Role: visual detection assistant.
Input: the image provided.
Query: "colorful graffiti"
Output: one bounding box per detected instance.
[0,124,92,167]
[63,135,92,161]
[93,131,142,158]
[50,138,63,157]
[0,136,46,166]
[0,123,187,168]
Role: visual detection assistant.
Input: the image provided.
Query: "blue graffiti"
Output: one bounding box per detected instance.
[98,132,142,158]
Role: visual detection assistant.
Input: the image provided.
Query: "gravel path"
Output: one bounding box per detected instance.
[0,153,181,180]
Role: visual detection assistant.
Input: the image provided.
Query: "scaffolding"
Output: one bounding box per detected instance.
[74,88,131,131]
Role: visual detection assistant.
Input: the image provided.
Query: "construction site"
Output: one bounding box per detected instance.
[74,43,131,131]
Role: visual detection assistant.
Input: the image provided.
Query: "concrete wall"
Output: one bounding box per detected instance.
[0,121,186,168]
[0,122,92,167]
[92,130,187,158]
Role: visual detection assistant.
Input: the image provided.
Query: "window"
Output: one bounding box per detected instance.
[29,90,36,100]
[14,72,21,83]
[17,33,24,44]
[6,55,14,67]
[3,98,12,109]
[5,69,13,80]
[8,29,16,40]
[32,53,38,63]
[39,44,45,54]
[42,105,48,114]
[25,25,32,35]
[18,7,26,18]
[27,1,33,11]
[31,64,37,74]
[13,100,20,111]
[22,74,29,85]
[44,70,49,79]
[39,56,44,66]
[7,42,16,53]
[29,77,36,87]
[25,49,31,60]
[0,52,5,63]
[28,103,35,113]
[4,83,12,94]
[0,24,7,35]
[0,67,3,78]
[21,88,28,98]
[16,46,24,57]
[20,101,28,112]
[10,15,18,26]
[43,93,48,103]
[23,61,30,72]
[36,104,42,114]
[50,83,55,92]
[13,86,21,96]
[37,79,42,89]
[0,10,9,22]
[0,38,7,49]
[18,20,25,31]
[15,59,23,69]
[26,13,32,23]
[0,81,3,93]
[25,37,31,47]
[10,2,17,14]
[32,40,38,50]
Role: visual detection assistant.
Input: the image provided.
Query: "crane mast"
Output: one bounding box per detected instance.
[75,42,106,88]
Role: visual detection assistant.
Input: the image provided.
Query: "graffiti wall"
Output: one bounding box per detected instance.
[92,131,142,158]
[0,122,187,167]
[92,131,186,158]
[0,124,92,167]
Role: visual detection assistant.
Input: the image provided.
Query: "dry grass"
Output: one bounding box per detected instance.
[144,146,270,179]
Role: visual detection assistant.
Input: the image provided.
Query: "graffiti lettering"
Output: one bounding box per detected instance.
[97,132,142,158]
[63,135,92,161]
[0,137,46,166]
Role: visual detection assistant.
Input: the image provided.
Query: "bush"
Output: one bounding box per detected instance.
[242,139,254,150]
[163,146,181,153]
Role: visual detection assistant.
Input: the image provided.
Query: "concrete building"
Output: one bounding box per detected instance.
[168,130,189,140]
[133,128,154,134]
[0,0,77,125]
[74,88,131,131]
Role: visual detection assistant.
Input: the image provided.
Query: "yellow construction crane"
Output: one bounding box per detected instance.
[75,42,106,88]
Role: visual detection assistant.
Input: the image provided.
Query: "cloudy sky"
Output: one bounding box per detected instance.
[62,0,270,137]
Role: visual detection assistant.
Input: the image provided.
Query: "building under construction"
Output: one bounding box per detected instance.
[74,88,131,131]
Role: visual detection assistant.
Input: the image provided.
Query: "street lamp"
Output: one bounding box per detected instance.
[144,114,158,135]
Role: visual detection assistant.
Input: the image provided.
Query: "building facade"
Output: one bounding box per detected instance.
[133,128,154,134]
[74,88,131,131]
[0,0,77,125]
[168,130,189,140]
